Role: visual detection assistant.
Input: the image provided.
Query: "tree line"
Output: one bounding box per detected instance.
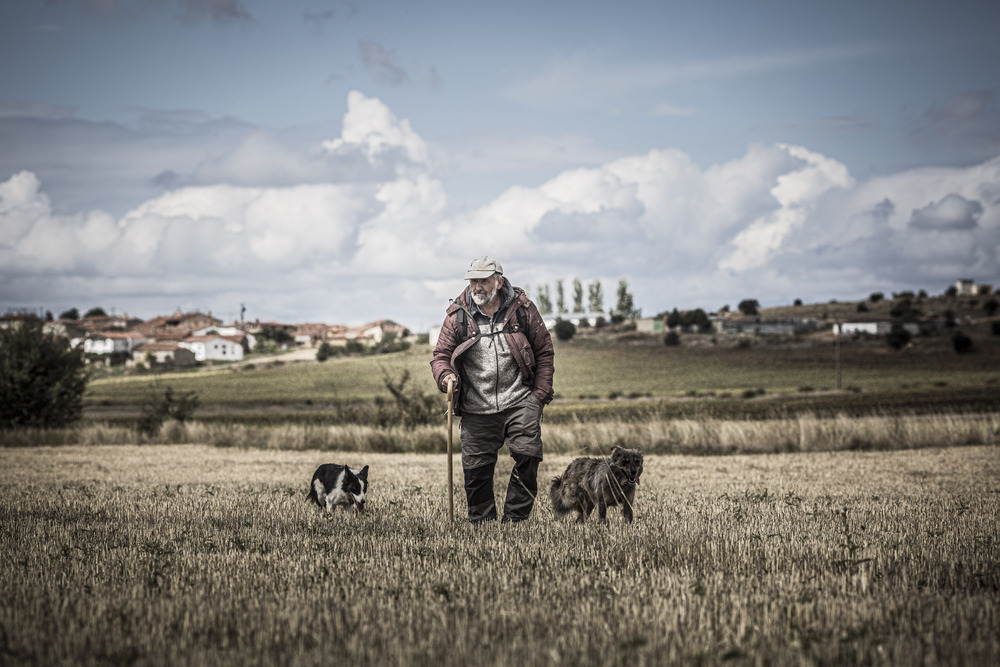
[528,277,641,320]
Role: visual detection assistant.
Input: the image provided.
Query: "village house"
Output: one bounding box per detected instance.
[43,320,87,346]
[955,279,994,297]
[328,320,409,345]
[131,309,222,339]
[292,323,333,347]
[636,317,665,333]
[192,326,256,352]
[131,341,197,367]
[178,335,245,362]
[715,318,820,335]
[82,331,147,356]
[74,313,143,333]
[836,318,945,337]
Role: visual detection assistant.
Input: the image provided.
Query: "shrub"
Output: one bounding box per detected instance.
[952,331,973,354]
[315,342,335,361]
[738,299,760,316]
[554,320,577,341]
[377,369,438,427]
[886,324,911,350]
[0,321,88,428]
[372,332,411,355]
[137,386,200,436]
[664,331,680,346]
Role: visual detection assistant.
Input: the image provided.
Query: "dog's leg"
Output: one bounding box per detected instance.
[597,494,608,522]
[576,489,592,522]
[623,487,635,523]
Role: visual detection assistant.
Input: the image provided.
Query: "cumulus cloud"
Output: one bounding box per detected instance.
[322,91,429,169]
[909,194,983,231]
[3,91,999,326]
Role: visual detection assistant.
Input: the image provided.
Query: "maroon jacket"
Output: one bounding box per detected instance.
[431,282,554,413]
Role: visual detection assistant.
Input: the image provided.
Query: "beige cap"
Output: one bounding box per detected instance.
[464,255,503,279]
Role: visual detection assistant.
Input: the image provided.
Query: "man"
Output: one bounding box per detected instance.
[431,256,555,523]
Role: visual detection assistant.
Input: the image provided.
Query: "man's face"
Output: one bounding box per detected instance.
[469,275,501,306]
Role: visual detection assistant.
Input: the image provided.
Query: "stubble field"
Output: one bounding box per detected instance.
[2,444,997,666]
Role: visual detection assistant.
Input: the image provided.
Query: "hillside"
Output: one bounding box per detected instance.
[757,290,996,323]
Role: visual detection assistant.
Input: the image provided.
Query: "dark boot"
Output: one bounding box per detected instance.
[502,454,539,522]
[464,463,497,523]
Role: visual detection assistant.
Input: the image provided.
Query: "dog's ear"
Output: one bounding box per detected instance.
[359,465,369,479]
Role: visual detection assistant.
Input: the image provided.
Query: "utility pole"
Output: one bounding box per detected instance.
[835,321,842,390]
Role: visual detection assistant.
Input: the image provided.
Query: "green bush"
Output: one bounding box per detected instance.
[315,342,335,362]
[0,321,88,428]
[886,324,911,350]
[952,331,973,354]
[554,320,577,341]
[137,386,200,436]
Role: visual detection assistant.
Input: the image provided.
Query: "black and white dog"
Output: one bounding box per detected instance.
[307,463,369,514]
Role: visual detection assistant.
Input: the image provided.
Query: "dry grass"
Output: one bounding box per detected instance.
[4,412,998,456]
[2,445,998,666]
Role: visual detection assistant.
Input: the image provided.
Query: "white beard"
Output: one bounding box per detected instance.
[471,283,498,307]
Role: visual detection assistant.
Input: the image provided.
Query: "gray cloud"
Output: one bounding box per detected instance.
[0,99,75,120]
[909,89,1000,160]
[304,2,357,28]
[909,193,983,231]
[0,112,254,217]
[359,41,410,86]
[176,0,251,25]
[44,0,252,24]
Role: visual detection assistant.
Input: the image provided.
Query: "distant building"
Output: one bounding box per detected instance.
[132,342,197,367]
[44,320,88,347]
[636,317,665,333]
[328,320,409,345]
[835,320,892,336]
[193,326,256,351]
[82,331,147,356]
[178,335,244,362]
[716,318,820,335]
[132,309,222,338]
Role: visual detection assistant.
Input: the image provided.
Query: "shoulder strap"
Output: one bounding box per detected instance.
[516,304,528,336]
[453,297,527,343]
[455,308,468,343]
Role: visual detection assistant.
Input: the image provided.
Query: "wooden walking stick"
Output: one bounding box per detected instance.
[446,376,455,523]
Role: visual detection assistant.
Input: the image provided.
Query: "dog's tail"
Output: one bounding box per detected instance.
[306,482,319,506]
[549,475,570,517]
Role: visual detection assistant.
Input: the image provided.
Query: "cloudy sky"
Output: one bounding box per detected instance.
[1,0,998,330]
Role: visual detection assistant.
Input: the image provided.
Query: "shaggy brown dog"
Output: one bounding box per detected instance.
[550,447,643,523]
